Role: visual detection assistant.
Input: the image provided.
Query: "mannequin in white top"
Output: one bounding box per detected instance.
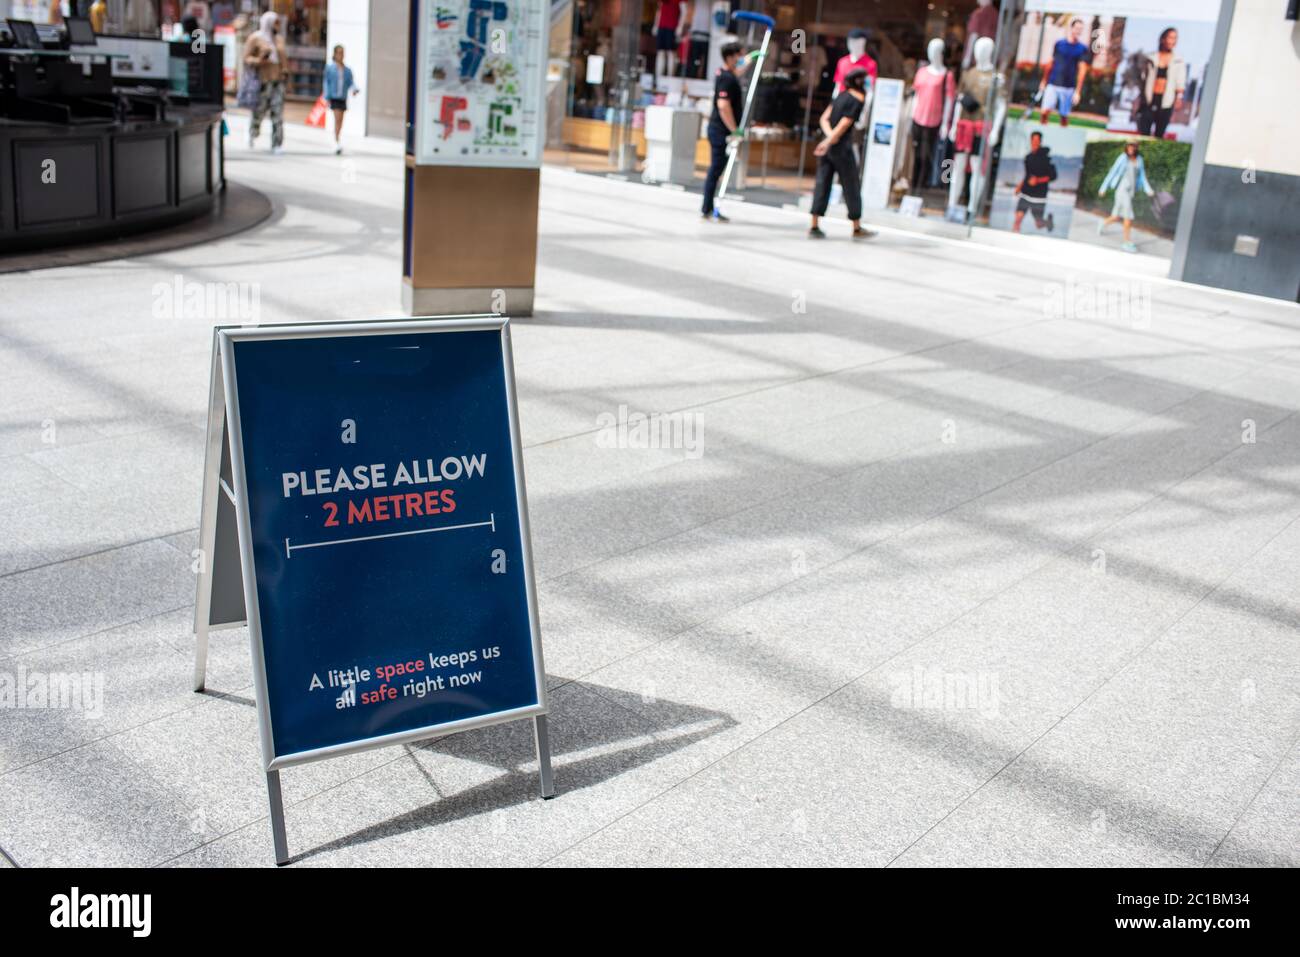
[946,35,1006,220]
[680,1,712,78]
[909,38,954,194]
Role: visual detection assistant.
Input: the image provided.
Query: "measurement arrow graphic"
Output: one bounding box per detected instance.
[284,513,496,559]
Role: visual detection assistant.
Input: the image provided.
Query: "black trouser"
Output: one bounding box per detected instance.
[849,125,866,174]
[811,146,862,220]
[1137,104,1172,138]
[911,123,939,190]
[686,35,709,78]
[701,125,729,214]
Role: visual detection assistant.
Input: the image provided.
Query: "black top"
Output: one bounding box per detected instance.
[709,67,744,136]
[1021,147,1058,199]
[825,91,864,153]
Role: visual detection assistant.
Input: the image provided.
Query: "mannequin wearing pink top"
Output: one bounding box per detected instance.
[832,30,878,174]
[832,30,878,94]
[908,38,955,194]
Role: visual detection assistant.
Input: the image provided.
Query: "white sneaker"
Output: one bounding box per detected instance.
[271,146,284,156]
[334,144,342,155]
[1096,219,1106,236]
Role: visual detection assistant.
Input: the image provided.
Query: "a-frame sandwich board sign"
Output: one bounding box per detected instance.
[193,317,554,865]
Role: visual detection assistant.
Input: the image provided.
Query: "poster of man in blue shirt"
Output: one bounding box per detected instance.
[1038,17,1092,125]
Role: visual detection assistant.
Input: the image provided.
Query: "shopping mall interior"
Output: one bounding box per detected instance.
[1,1,1294,297]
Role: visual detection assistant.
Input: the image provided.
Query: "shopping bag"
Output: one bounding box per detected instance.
[306,95,329,128]
[236,69,261,110]
[1150,190,1178,227]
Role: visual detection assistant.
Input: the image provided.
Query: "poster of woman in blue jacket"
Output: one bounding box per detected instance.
[1096,140,1156,253]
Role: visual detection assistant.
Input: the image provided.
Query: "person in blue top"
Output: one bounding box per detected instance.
[323,45,360,154]
[1097,140,1155,253]
[1038,18,1090,127]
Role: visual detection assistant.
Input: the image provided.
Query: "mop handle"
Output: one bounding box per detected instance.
[716,12,776,204]
[732,14,774,134]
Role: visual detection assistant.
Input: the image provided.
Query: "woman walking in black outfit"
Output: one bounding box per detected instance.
[809,68,873,239]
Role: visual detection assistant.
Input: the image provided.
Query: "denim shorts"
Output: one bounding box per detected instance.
[1041,84,1075,117]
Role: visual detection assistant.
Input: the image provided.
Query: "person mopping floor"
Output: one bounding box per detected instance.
[701,41,747,223]
[808,68,874,240]
[701,12,776,223]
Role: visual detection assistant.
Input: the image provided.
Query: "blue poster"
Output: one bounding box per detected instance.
[223,321,545,764]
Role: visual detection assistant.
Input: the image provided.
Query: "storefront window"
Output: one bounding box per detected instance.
[546,0,1224,262]
[553,1,824,186]
[566,0,618,120]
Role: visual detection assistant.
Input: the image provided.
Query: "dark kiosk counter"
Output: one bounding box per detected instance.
[0,21,227,253]
[0,105,224,252]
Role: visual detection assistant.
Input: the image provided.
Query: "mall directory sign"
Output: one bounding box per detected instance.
[411,0,548,167]
[218,318,548,770]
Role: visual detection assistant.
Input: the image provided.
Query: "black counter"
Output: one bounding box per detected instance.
[0,103,224,253]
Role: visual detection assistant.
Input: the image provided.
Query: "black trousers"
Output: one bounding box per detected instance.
[701,126,729,214]
[911,123,939,190]
[686,35,709,78]
[811,146,862,220]
[1137,104,1172,139]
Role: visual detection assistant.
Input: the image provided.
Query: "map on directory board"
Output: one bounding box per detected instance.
[413,0,547,167]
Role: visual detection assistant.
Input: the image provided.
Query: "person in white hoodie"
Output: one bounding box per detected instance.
[244,11,287,153]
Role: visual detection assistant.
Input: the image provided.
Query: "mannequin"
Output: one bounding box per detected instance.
[833,28,878,93]
[834,29,878,169]
[653,0,685,89]
[907,38,954,194]
[947,35,1006,221]
[963,0,999,67]
[704,0,731,84]
[681,1,711,79]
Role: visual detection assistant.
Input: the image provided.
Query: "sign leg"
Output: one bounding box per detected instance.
[192,622,209,692]
[533,714,555,799]
[266,770,290,865]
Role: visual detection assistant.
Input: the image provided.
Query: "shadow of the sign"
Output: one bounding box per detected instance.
[196,688,257,709]
[291,680,736,863]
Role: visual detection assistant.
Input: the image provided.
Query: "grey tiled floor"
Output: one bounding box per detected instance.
[0,118,1296,867]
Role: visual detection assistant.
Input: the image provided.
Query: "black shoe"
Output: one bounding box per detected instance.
[1046,213,1056,233]
[808,226,826,238]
